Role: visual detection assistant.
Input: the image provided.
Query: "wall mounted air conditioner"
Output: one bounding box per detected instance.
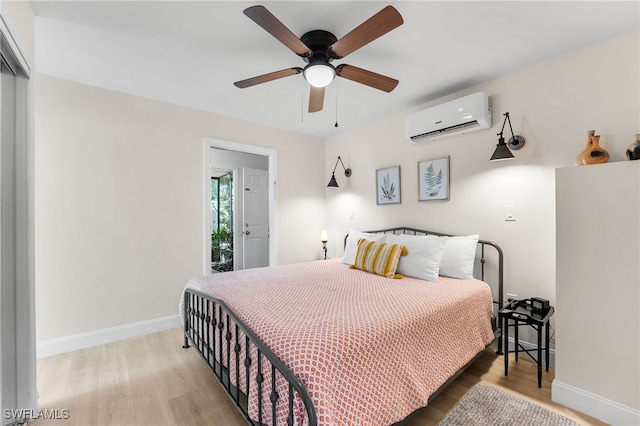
[405,92,492,143]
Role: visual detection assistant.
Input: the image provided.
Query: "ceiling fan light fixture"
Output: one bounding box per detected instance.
[303,62,336,88]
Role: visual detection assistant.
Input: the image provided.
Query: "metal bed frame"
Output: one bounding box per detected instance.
[182,227,504,426]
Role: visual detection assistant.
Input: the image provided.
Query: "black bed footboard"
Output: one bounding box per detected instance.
[182,289,317,426]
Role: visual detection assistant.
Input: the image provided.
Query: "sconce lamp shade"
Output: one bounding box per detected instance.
[327,173,339,187]
[327,156,352,187]
[490,138,515,161]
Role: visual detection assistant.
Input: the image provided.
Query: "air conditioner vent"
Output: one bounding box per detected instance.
[410,120,480,142]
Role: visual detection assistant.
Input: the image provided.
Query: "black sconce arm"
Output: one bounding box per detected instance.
[333,156,352,177]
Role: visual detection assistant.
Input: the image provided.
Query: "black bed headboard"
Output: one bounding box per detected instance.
[344,227,504,315]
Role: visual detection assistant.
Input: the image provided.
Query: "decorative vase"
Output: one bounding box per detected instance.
[577,130,609,165]
[576,130,595,165]
[626,133,640,161]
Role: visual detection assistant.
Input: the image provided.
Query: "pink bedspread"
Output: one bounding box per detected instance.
[182,259,494,426]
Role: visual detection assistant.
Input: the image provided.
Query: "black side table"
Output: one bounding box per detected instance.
[499,299,554,388]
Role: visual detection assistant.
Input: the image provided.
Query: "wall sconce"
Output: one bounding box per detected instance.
[490,112,526,161]
[321,230,328,260]
[327,156,352,187]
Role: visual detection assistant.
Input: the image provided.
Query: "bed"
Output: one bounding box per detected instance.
[180,227,504,426]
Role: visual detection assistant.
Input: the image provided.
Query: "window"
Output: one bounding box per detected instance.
[210,171,233,272]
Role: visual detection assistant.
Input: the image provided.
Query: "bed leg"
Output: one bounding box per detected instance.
[182,292,191,349]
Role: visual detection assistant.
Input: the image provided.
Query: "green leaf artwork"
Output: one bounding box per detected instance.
[381,172,396,200]
[424,162,444,197]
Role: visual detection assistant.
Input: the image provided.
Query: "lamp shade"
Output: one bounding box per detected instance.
[490,140,515,161]
[304,63,336,88]
[327,173,339,187]
[321,230,328,242]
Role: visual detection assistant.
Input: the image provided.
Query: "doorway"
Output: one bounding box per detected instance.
[205,138,277,274]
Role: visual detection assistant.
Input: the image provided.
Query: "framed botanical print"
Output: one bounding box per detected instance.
[418,156,449,201]
[376,166,401,205]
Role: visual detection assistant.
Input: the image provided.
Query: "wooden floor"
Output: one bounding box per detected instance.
[33,327,607,426]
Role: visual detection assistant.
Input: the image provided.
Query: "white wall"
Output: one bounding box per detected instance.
[209,148,268,171]
[325,28,639,415]
[34,74,326,343]
[556,161,639,423]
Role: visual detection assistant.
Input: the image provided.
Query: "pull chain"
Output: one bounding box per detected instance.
[300,76,304,123]
[334,80,339,128]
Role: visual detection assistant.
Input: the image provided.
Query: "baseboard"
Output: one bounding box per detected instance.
[36,314,182,359]
[552,380,640,425]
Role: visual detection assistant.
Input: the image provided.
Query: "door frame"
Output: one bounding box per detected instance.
[204,137,277,274]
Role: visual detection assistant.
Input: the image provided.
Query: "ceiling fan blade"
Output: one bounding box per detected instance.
[234,68,302,88]
[243,6,312,57]
[329,5,403,59]
[336,64,398,92]
[308,86,325,113]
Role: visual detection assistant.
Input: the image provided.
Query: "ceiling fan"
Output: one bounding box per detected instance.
[234,5,404,113]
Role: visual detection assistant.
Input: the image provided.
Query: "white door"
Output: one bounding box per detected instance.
[242,168,269,269]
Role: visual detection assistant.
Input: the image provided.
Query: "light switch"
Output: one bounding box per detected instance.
[505,205,516,221]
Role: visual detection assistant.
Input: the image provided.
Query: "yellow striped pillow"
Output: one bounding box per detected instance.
[350,238,408,279]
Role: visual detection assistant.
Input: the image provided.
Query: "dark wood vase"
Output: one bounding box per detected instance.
[627,134,640,161]
[577,130,609,165]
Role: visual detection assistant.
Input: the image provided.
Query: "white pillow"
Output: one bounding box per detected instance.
[439,234,480,279]
[341,229,387,265]
[386,234,447,281]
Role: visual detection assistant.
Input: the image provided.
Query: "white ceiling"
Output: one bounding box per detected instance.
[31,1,639,139]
